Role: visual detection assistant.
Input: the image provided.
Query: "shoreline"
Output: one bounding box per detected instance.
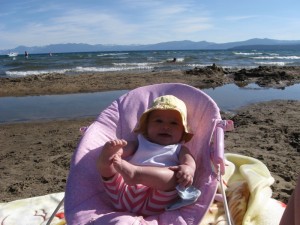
[0,66,299,204]
[1,65,300,97]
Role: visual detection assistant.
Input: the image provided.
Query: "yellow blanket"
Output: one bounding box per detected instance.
[0,192,65,225]
[0,154,285,225]
[201,153,286,225]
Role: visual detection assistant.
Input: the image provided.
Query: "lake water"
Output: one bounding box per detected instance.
[1,83,299,124]
[1,49,300,77]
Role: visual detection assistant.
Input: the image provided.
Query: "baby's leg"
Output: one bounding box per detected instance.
[97,139,127,179]
[113,155,177,191]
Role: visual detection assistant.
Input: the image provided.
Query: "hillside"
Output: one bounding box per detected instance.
[1,38,300,54]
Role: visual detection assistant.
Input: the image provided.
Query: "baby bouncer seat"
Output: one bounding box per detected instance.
[65,83,232,225]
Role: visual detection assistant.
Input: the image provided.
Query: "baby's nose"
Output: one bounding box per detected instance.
[162,123,171,130]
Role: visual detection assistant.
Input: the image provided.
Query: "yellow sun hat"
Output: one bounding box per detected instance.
[134,95,193,142]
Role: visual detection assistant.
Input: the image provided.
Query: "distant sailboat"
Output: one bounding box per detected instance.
[8,52,18,57]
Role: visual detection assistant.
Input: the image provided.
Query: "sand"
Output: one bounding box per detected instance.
[0,66,299,204]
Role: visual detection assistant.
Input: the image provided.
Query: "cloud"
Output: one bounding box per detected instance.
[224,15,258,21]
[0,0,213,48]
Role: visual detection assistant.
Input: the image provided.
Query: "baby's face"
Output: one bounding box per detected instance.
[146,110,184,145]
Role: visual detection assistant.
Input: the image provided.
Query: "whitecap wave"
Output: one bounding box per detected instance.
[5,69,70,77]
[97,53,129,57]
[4,64,154,77]
[74,65,153,72]
[252,56,300,60]
[112,62,156,67]
[186,63,208,68]
[233,52,263,55]
[166,57,185,62]
[254,61,287,66]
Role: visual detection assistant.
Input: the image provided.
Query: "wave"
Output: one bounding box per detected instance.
[4,65,154,77]
[268,53,280,56]
[165,57,185,62]
[251,56,300,60]
[254,61,287,66]
[186,63,211,67]
[113,62,156,66]
[74,66,153,72]
[233,52,263,56]
[5,69,70,77]
[97,53,129,57]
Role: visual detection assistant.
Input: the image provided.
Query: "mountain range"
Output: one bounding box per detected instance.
[2,38,300,54]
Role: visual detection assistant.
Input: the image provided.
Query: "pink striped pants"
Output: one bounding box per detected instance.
[103,174,178,216]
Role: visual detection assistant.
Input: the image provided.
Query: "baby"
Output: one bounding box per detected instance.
[97,95,197,215]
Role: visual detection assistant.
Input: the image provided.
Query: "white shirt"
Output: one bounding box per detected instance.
[129,134,181,167]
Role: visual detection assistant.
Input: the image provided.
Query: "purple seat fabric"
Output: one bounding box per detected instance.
[65,83,222,225]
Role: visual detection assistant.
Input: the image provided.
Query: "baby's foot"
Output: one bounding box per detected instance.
[113,154,137,186]
[103,139,127,160]
[97,139,127,178]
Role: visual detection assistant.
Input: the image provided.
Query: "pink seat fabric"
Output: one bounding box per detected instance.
[65,83,222,225]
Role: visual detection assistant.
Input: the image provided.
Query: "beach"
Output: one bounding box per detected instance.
[0,66,299,204]
[2,65,300,97]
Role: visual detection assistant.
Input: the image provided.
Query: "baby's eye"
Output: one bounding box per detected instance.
[171,121,179,125]
[155,119,163,123]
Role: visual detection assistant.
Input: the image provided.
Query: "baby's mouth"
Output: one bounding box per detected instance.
[158,133,171,137]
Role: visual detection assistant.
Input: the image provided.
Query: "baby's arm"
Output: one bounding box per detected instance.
[170,146,196,187]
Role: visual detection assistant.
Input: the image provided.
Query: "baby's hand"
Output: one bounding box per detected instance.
[169,164,195,188]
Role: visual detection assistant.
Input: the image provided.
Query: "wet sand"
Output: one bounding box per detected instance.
[0,66,299,204]
[1,65,300,97]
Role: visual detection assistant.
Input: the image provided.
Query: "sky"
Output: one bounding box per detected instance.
[1,0,300,50]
